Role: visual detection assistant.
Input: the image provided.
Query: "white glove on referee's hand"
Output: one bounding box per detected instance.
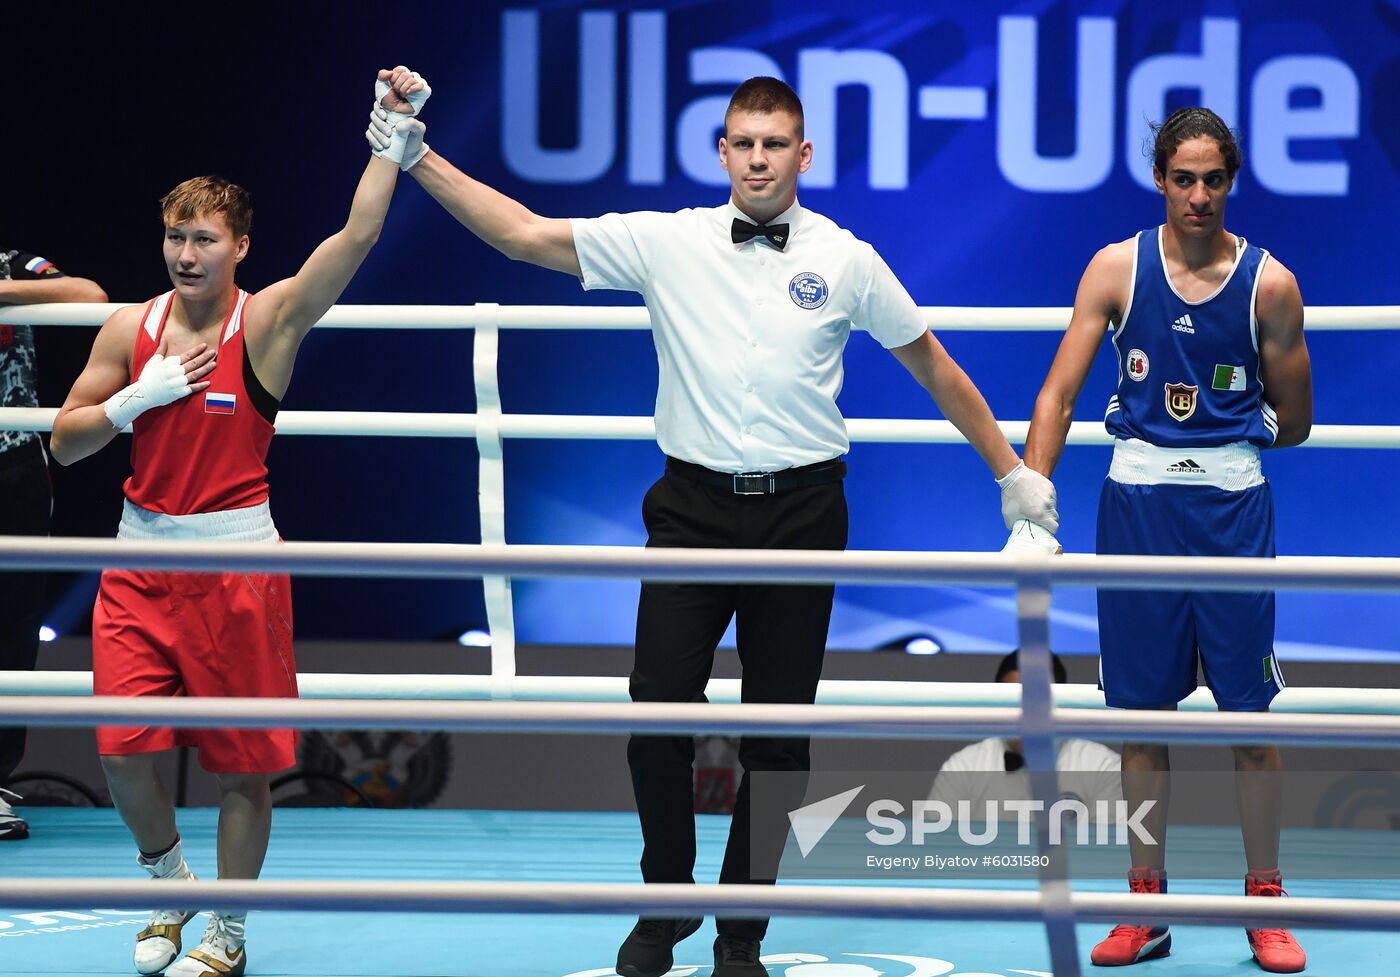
[367,109,429,171]
[367,66,431,168]
[997,460,1059,533]
[103,352,199,430]
[1001,518,1064,556]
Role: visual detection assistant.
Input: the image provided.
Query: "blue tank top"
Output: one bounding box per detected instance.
[1105,226,1276,448]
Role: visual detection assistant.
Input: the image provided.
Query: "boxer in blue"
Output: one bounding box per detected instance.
[1023,108,1312,972]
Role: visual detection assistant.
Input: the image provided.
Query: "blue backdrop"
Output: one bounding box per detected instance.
[16,2,1399,658]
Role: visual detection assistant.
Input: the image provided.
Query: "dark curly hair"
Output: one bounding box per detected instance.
[1149,107,1242,179]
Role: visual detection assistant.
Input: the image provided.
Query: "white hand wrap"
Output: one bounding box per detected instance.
[997,460,1059,533]
[397,118,428,170]
[1001,518,1064,557]
[103,353,195,430]
[376,70,431,117]
[367,69,432,167]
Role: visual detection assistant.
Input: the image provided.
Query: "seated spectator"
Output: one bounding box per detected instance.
[931,651,1121,814]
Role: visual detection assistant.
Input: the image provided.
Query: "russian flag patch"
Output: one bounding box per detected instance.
[24,256,54,275]
[204,392,237,415]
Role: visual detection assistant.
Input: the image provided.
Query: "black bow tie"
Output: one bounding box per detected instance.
[731,218,790,250]
[1004,750,1025,772]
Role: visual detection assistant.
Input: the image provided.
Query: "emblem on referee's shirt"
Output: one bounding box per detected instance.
[789,272,828,310]
[1126,349,1149,381]
[1164,382,1198,421]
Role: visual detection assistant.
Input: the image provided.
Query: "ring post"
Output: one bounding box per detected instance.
[472,302,517,699]
[1016,558,1081,977]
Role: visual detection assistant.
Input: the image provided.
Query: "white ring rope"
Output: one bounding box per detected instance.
[4,301,1396,330]
[5,673,1396,714]
[3,696,1400,748]
[1,879,1396,931]
[1,538,1398,592]
[4,407,1396,448]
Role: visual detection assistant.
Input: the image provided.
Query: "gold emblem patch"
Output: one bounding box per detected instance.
[1164,382,1198,421]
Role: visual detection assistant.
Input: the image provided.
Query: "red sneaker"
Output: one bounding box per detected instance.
[1090,868,1172,966]
[1245,871,1306,973]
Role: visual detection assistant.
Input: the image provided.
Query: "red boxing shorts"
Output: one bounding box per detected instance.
[93,568,298,774]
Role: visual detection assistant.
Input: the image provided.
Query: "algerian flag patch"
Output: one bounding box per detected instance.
[1212,364,1246,391]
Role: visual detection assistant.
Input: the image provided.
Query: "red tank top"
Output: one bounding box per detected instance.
[123,289,275,515]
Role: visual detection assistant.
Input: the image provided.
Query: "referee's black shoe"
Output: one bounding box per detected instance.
[713,934,767,976]
[615,917,702,977]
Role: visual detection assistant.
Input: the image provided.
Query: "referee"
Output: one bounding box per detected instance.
[370,74,1058,977]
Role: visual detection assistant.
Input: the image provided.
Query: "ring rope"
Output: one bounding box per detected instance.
[5,301,1396,331]
[5,673,1396,714]
[3,696,1400,749]
[4,407,1397,448]
[1,879,1395,931]
[0,538,1396,592]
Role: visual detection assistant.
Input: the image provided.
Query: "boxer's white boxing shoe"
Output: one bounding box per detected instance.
[134,840,199,974]
[135,909,200,974]
[167,913,247,977]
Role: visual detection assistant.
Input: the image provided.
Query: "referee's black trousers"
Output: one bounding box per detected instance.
[628,464,847,941]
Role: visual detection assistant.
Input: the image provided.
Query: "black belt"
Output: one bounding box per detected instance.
[665,456,846,496]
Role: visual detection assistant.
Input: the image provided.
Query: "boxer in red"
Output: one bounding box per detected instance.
[50,66,430,977]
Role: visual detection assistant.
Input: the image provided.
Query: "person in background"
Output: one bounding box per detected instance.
[0,248,107,840]
[931,650,1121,813]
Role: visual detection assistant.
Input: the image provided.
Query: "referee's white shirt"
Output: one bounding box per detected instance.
[571,199,927,473]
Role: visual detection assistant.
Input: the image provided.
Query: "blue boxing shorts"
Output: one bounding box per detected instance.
[1095,439,1284,712]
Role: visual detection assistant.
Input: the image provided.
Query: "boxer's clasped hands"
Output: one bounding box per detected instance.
[996,461,1063,556]
[1000,518,1064,556]
[366,65,431,170]
[997,460,1059,533]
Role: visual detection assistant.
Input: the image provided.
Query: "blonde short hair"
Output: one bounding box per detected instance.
[160,176,252,238]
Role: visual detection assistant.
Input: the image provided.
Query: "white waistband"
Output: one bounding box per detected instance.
[1108,439,1264,490]
[118,499,279,543]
